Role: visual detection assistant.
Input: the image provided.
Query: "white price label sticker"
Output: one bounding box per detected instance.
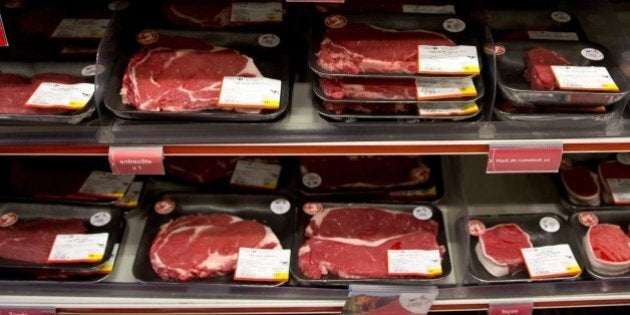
[98,243,119,273]
[387,249,442,276]
[416,77,477,100]
[25,82,94,110]
[51,19,110,39]
[231,2,282,23]
[605,178,630,204]
[418,45,480,75]
[521,244,581,280]
[114,181,144,208]
[47,233,109,264]
[527,31,579,41]
[230,160,281,190]
[418,103,479,117]
[234,248,290,282]
[218,77,281,109]
[551,66,619,92]
[402,5,455,14]
[78,171,134,199]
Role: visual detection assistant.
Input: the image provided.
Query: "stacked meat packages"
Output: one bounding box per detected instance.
[487,10,628,121]
[308,9,484,121]
[104,0,289,122]
[0,0,118,123]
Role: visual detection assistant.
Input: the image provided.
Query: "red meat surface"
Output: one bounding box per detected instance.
[319,77,418,100]
[524,47,571,90]
[0,73,84,115]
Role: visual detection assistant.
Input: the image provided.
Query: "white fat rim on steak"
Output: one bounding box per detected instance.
[561,169,600,202]
[476,224,532,278]
[306,206,415,237]
[583,224,630,276]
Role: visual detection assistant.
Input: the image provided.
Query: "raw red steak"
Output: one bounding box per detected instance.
[475,223,533,277]
[316,23,455,74]
[0,73,84,115]
[150,214,281,281]
[584,224,630,275]
[300,156,430,190]
[120,36,263,112]
[598,160,630,205]
[524,47,571,90]
[162,0,282,29]
[319,77,417,100]
[323,101,416,115]
[561,166,601,206]
[0,218,87,264]
[298,206,443,279]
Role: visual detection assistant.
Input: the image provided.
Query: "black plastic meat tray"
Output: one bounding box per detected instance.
[132,192,295,286]
[291,202,451,286]
[103,29,291,122]
[467,213,583,284]
[569,210,630,280]
[0,202,124,272]
[308,12,482,79]
[485,9,588,42]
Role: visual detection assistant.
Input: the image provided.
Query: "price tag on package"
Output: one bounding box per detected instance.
[604,178,630,204]
[527,31,579,41]
[403,5,455,14]
[51,19,110,39]
[387,249,443,277]
[47,233,109,264]
[231,2,282,23]
[79,171,134,199]
[218,77,281,109]
[551,66,619,92]
[417,45,480,75]
[521,244,582,280]
[234,248,290,282]
[418,103,479,117]
[416,77,477,100]
[230,160,282,190]
[24,83,94,110]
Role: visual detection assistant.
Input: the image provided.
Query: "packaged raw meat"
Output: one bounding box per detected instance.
[133,192,293,285]
[105,30,289,121]
[292,203,450,285]
[524,47,571,90]
[474,223,533,277]
[560,166,601,207]
[161,0,283,29]
[598,160,630,205]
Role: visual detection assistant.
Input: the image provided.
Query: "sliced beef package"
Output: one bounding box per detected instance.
[309,13,480,78]
[495,40,628,106]
[468,213,582,284]
[570,211,630,279]
[299,156,443,202]
[0,61,97,123]
[104,29,290,121]
[0,0,122,60]
[159,0,284,30]
[133,192,294,285]
[485,10,587,42]
[0,202,123,273]
[292,202,451,286]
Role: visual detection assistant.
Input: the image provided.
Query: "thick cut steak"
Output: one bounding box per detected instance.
[584,224,630,275]
[524,47,571,90]
[162,0,281,29]
[150,214,281,281]
[120,36,262,112]
[316,23,455,74]
[0,219,87,264]
[475,223,533,277]
[323,101,416,115]
[298,207,443,279]
[319,77,418,100]
[300,156,430,190]
[598,160,630,205]
[0,73,84,115]
[561,166,601,206]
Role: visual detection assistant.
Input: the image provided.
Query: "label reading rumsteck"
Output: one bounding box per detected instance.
[78,171,134,199]
[521,244,581,280]
[551,66,619,92]
[51,19,110,39]
[234,248,290,282]
[230,2,282,23]
[416,77,477,100]
[24,82,94,110]
[417,45,480,75]
[387,249,442,277]
[47,233,109,264]
[230,160,281,190]
[218,77,281,109]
